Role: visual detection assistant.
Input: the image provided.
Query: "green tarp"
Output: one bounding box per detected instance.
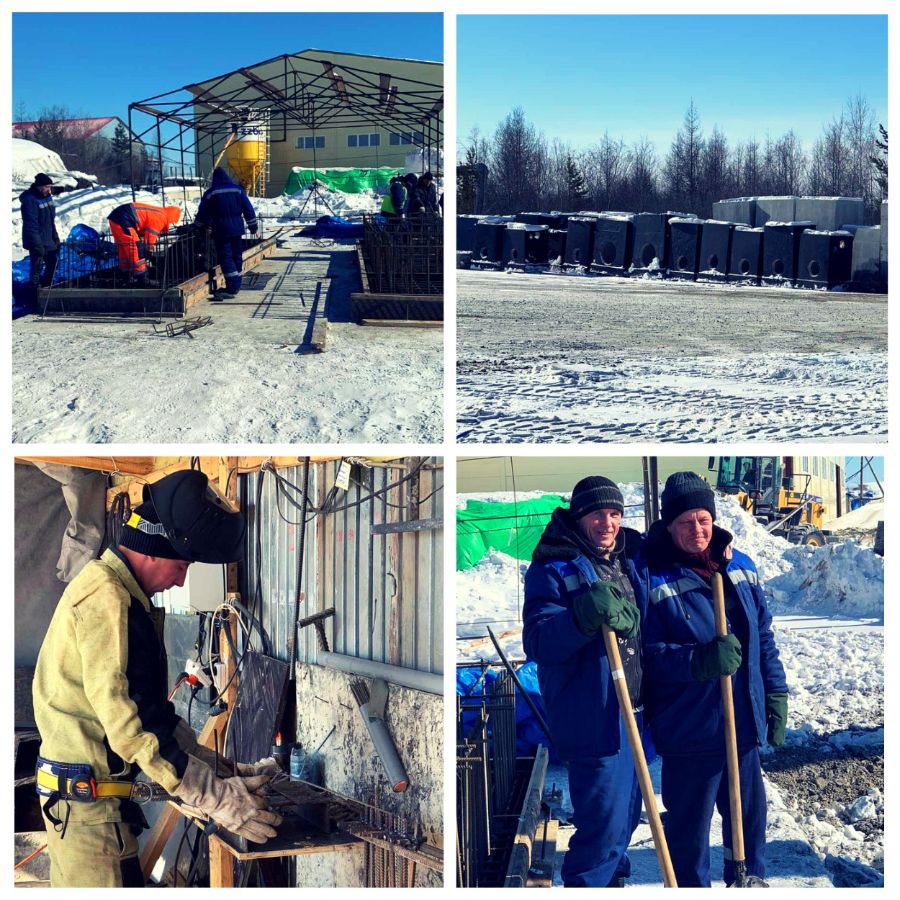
[457,495,568,571]
[282,167,404,196]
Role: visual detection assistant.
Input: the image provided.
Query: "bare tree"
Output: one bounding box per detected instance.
[665,100,704,213]
[625,137,658,212]
[488,107,547,213]
[700,126,731,215]
[583,131,628,212]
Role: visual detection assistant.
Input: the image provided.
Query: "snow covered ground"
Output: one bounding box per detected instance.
[456,487,884,886]
[456,269,887,443]
[11,137,97,196]
[12,233,442,443]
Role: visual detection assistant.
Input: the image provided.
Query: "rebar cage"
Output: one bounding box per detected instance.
[361,216,443,296]
[456,668,519,887]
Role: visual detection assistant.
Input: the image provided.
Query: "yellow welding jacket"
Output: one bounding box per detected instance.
[137,470,246,564]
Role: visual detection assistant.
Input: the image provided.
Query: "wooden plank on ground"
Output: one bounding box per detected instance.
[525,819,558,887]
[350,292,442,303]
[503,746,550,888]
[361,319,442,328]
[295,279,327,354]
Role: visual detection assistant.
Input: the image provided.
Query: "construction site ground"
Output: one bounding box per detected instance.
[456,269,887,443]
[12,234,442,443]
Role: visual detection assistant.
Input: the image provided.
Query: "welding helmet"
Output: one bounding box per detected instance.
[120,470,245,563]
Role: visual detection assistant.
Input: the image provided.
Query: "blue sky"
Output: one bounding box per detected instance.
[844,456,885,486]
[13,13,443,121]
[458,15,887,150]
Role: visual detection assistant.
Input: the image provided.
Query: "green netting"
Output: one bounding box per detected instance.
[457,495,569,571]
[282,167,404,196]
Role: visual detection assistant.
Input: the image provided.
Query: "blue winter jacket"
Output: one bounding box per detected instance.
[20,186,60,252]
[637,521,787,756]
[195,168,258,239]
[523,509,647,761]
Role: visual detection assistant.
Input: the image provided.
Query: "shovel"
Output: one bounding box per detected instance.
[712,573,768,888]
[602,625,677,887]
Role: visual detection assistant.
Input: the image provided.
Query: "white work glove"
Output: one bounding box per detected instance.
[235,757,282,777]
[174,755,282,844]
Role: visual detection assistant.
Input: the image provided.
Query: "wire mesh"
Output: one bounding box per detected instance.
[361,216,443,296]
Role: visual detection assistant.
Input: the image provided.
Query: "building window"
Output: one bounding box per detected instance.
[296,136,325,149]
[389,131,421,147]
[348,133,381,148]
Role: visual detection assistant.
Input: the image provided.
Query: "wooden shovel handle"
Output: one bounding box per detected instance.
[602,626,677,887]
[712,572,745,865]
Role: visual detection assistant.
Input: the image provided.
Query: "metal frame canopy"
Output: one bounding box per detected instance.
[128,48,444,202]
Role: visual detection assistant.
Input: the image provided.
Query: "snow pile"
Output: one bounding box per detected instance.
[12,184,198,260]
[713,493,883,619]
[456,551,527,654]
[260,185,382,220]
[776,627,883,740]
[11,138,97,193]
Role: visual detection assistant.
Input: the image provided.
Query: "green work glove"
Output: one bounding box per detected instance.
[572,581,640,639]
[766,692,789,747]
[690,634,742,681]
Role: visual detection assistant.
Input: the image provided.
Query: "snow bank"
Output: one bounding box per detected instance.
[11,138,98,193]
[713,493,884,619]
[266,184,381,219]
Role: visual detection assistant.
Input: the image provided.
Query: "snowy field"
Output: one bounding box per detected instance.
[456,488,884,887]
[456,269,887,443]
[12,232,442,443]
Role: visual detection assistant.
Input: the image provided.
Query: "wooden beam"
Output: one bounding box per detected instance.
[17,456,157,476]
[503,747,549,888]
[360,319,442,328]
[350,292,443,303]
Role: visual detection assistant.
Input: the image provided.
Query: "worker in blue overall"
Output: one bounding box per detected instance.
[523,476,646,887]
[195,167,258,299]
[638,472,788,887]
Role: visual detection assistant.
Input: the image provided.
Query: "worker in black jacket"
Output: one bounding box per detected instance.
[20,173,60,300]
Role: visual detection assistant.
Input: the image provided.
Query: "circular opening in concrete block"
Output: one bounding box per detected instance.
[808,259,821,278]
[739,258,751,275]
[708,254,719,270]
[600,241,617,264]
[640,244,656,267]
[479,246,487,259]
[772,258,785,276]
[510,248,519,261]
[676,255,688,270]
[573,248,582,263]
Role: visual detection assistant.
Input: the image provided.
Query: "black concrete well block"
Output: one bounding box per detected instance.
[727,226,764,284]
[457,215,484,254]
[698,221,735,281]
[515,212,568,229]
[590,214,634,275]
[668,218,704,280]
[762,221,814,284]
[630,212,671,275]
[796,230,853,290]
[564,216,597,266]
[473,220,507,263]
[503,223,550,266]
[548,229,567,264]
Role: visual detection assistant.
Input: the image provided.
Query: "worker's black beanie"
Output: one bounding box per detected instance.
[661,472,717,525]
[569,476,625,519]
[34,173,53,187]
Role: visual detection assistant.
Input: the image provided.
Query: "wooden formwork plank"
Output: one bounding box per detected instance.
[525,819,559,888]
[503,746,550,888]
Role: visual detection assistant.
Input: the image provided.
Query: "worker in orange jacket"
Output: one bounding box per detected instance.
[107,202,182,283]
